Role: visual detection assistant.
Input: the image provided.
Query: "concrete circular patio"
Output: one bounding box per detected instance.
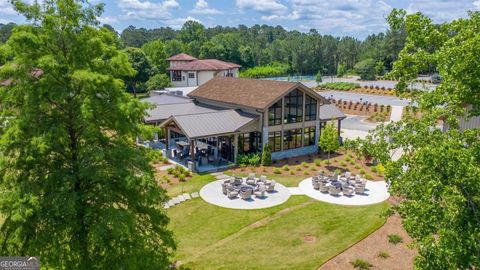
[200,180,291,210]
[298,178,390,206]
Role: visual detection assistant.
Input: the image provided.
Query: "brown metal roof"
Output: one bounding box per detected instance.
[166,53,197,61]
[187,77,300,110]
[167,59,241,71]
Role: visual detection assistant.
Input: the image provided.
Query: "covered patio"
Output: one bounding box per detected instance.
[160,109,260,172]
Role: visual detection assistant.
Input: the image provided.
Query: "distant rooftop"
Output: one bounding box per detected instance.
[166,53,198,61]
[167,59,241,71]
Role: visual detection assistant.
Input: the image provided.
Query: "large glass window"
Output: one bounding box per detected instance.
[268,131,282,152]
[238,132,262,154]
[284,89,303,123]
[305,94,317,121]
[268,100,282,126]
[283,129,302,150]
[303,127,316,146]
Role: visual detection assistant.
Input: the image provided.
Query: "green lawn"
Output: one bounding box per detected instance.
[166,173,215,197]
[166,173,388,269]
[224,171,305,187]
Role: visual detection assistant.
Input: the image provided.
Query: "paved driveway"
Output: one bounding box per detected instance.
[340,115,379,131]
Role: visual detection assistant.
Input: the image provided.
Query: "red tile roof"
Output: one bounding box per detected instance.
[166,53,197,61]
[167,59,241,71]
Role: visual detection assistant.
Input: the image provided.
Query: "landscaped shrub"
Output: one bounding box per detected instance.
[310,166,316,171]
[345,156,351,162]
[317,82,360,91]
[296,166,302,171]
[378,251,390,259]
[166,167,174,175]
[388,234,403,245]
[351,259,372,270]
[354,164,361,169]
[261,144,272,166]
[237,153,261,166]
[301,161,309,168]
[178,174,186,182]
[273,168,281,174]
[325,160,331,165]
[364,174,373,180]
[340,161,347,167]
[360,169,366,175]
[290,170,295,175]
[282,165,290,171]
[314,159,321,166]
[303,170,309,175]
[370,166,377,173]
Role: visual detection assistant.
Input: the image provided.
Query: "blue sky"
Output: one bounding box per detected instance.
[1,0,480,38]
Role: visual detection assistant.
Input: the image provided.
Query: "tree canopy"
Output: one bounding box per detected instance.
[0,0,175,269]
[359,9,480,269]
[318,122,340,160]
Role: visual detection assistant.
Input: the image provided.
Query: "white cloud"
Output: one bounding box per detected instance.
[165,16,202,29]
[117,0,180,20]
[236,0,288,15]
[475,0,480,8]
[98,16,119,25]
[0,0,17,16]
[191,0,222,15]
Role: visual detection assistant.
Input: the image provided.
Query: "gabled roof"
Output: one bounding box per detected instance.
[319,104,347,121]
[166,53,197,61]
[167,59,241,71]
[187,77,324,110]
[142,94,219,123]
[160,110,258,139]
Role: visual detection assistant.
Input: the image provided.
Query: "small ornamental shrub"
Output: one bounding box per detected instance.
[340,161,347,167]
[325,160,331,165]
[310,166,316,171]
[282,165,290,171]
[301,161,309,168]
[360,169,366,175]
[351,259,372,270]
[388,234,403,245]
[364,174,373,180]
[290,170,295,175]
[261,144,272,166]
[378,251,390,259]
[178,174,186,182]
[314,159,321,166]
[273,168,281,174]
[296,166,302,171]
[167,167,174,175]
[355,164,361,169]
[303,170,309,176]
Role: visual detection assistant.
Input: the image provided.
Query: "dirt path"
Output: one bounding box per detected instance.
[319,214,416,270]
[183,200,315,264]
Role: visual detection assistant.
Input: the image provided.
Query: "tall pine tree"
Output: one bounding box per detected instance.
[0,1,175,269]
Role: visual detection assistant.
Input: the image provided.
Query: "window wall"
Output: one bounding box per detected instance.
[284,89,303,124]
[303,127,316,146]
[268,131,282,152]
[305,94,317,121]
[283,129,302,150]
[268,100,282,126]
[238,132,262,154]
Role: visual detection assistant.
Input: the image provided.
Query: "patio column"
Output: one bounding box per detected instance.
[190,139,195,159]
[165,128,171,158]
[337,119,342,137]
[233,134,239,163]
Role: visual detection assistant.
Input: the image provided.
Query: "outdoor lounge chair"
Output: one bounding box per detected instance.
[313,181,320,190]
[246,177,256,186]
[355,184,365,194]
[319,184,329,193]
[258,175,267,184]
[343,187,354,196]
[247,173,256,180]
[328,185,341,196]
[266,180,276,192]
[227,189,239,199]
[240,189,253,200]
[345,171,352,178]
[222,183,228,195]
[234,177,243,185]
[254,184,266,198]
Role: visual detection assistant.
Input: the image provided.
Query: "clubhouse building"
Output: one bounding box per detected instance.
[144,77,345,172]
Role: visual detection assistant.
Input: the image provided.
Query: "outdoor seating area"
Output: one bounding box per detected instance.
[299,173,390,206]
[312,171,367,197]
[199,173,291,210]
[221,173,276,200]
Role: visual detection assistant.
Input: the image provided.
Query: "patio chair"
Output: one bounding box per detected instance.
[227,189,239,199]
[221,183,228,195]
[266,180,276,192]
[254,184,266,198]
[234,177,243,185]
[355,174,362,181]
[247,173,256,180]
[355,184,365,194]
[328,185,341,196]
[258,175,267,184]
[343,187,354,196]
[345,171,352,178]
[240,189,253,200]
[313,181,320,190]
[246,177,256,186]
[319,184,329,193]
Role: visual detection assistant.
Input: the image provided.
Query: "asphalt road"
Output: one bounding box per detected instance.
[339,115,379,132]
